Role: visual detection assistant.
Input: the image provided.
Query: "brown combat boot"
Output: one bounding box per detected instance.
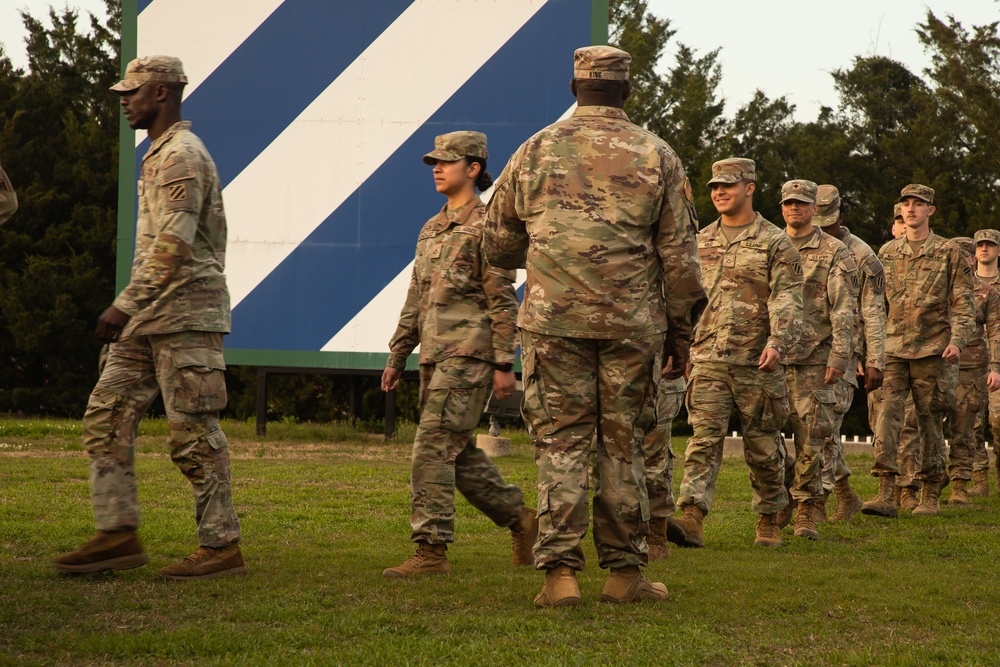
[534,564,581,608]
[53,530,147,574]
[754,513,781,548]
[912,483,942,516]
[811,492,829,525]
[601,566,669,603]
[793,501,819,540]
[776,497,797,529]
[647,518,669,562]
[948,480,970,506]
[970,470,990,497]
[899,487,919,511]
[670,505,705,548]
[510,506,539,566]
[382,542,450,578]
[160,543,248,580]
[829,479,862,522]
[861,476,899,517]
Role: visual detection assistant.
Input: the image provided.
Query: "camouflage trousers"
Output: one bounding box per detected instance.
[85,331,241,548]
[678,362,788,516]
[820,378,855,493]
[974,383,1000,472]
[947,366,988,481]
[409,357,524,545]
[871,356,956,486]
[781,365,836,502]
[521,331,659,571]
[641,375,686,519]
[870,386,921,488]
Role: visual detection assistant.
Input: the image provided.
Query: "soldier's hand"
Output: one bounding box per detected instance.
[824,367,843,385]
[662,337,689,381]
[857,361,865,377]
[758,347,781,373]
[864,366,884,392]
[942,344,961,363]
[381,367,401,392]
[989,371,1000,392]
[493,369,516,399]
[95,305,129,344]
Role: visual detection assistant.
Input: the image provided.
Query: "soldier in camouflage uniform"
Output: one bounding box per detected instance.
[813,185,885,523]
[642,374,686,560]
[484,46,705,607]
[774,180,856,540]
[672,158,803,549]
[0,160,17,225]
[380,131,536,578]
[861,184,976,517]
[54,56,245,580]
[974,228,1000,495]
[945,238,1000,505]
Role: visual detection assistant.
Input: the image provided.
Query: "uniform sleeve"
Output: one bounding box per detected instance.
[655,152,706,344]
[860,255,887,371]
[483,150,529,271]
[0,163,17,226]
[112,153,200,316]
[386,264,421,370]
[826,248,858,374]
[948,246,977,351]
[766,237,804,356]
[482,263,519,365]
[986,287,1000,374]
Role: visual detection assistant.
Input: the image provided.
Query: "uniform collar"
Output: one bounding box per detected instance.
[795,227,824,251]
[144,120,191,162]
[896,229,937,257]
[572,105,630,122]
[705,212,766,246]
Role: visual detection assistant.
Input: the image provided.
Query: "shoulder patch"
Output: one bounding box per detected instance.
[683,176,693,202]
[791,260,803,277]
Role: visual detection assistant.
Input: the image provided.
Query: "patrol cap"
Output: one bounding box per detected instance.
[110,55,188,93]
[573,45,631,81]
[974,229,1000,246]
[952,236,975,258]
[899,183,934,204]
[813,184,841,227]
[422,131,488,165]
[780,179,818,204]
[706,157,756,186]
[893,203,903,220]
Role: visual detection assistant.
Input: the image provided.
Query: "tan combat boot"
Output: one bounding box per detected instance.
[754,513,781,548]
[776,497,797,529]
[647,518,669,562]
[829,479,862,522]
[160,543,248,580]
[510,506,539,566]
[53,530,147,574]
[948,480,969,507]
[793,501,819,540]
[912,483,942,516]
[970,470,990,497]
[601,566,669,603]
[670,505,704,548]
[382,542,450,578]
[534,564,581,608]
[811,492,829,525]
[899,487,919,511]
[861,476,899,517]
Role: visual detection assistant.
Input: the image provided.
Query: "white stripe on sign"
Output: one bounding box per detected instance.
[223,0,549,308]
[135,0,285,146]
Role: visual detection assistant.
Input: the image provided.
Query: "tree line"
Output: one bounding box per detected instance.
[0,1,996,432]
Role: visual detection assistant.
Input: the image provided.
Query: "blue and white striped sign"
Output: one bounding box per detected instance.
[121,0,601,369]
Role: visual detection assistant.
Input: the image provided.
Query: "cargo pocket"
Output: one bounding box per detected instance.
[759,380,790,432]
[422,384,488,433]
[520,345,550,434]
[172,348,228,414]
[810,388,838,440]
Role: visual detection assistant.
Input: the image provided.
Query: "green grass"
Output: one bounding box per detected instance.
[2,417,1000,665]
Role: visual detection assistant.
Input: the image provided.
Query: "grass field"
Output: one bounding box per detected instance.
[2,417,1000,666]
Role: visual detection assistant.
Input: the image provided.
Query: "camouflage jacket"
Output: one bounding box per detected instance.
[0,162,16,225]
[691,214,803,366]
[960,277,1000,372]
[387,199,518,370]
[840,227,887,385]
[483,105,705,341]
[114,121,230,335]
[878,231,976,359]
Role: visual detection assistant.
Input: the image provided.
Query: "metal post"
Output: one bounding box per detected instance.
[349,375,362,424]
[256,367,268,436]
[384,389,397,440]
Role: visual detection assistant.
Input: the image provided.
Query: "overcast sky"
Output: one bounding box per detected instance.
[1,0,997,122]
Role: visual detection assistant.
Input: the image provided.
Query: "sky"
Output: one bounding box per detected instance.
[0,0,997,122]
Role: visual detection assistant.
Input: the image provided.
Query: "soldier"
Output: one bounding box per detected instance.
[642,374,686,561]
[774,180,856,539]
[974,228,1000,496]
[945,237,1000,505]
[0,159,17,225]
[380,131,536,578]
[813,185,885,523]
[484,46,705,606]
[861,184,975,517]
[54,56,245,579]
[891,203,906,240]
[671,157,803,549]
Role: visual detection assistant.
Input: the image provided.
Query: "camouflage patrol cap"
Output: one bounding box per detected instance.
[974,229,1000,246]
[780,179,818,204]
[893,203,903,220]
[422,131,488,165]
[706,157,756,186]
[899,183,934,204]
[573,45,631,81]
[813,184,841,227]
[952,236,975,258]
[110,55,188,93]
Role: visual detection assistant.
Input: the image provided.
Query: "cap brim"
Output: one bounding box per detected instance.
[898,194,932,203]
[422,150,463,165]
[110,79,144,93]
[813,213,838,227]
[976,239,999,246]
[781,195,815,204]
[706,175,742,187]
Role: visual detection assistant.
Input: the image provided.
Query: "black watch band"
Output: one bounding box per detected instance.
[494,362,513,372]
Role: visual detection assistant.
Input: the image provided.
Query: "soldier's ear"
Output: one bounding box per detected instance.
[745,181,756,196]
[927,205,936,216]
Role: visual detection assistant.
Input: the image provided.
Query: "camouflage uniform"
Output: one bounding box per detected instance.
[872,186,976,489]
[484,79,704,570]
[642,375,687,518]
[974,230,1000,475]
[0,160,17,225]
[677,160,802,517]
[387,132,524,545]
[85,92,240,548]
